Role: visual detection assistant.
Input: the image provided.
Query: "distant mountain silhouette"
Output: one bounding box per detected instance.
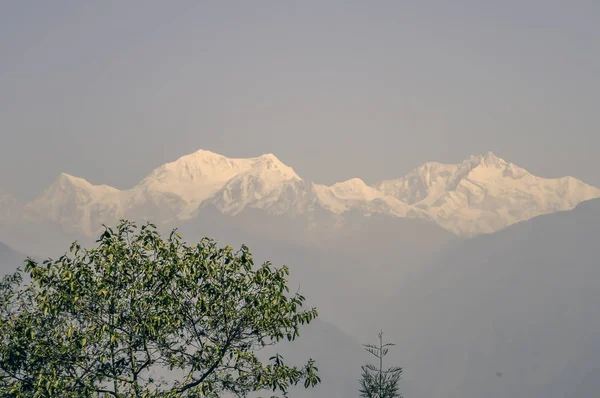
[0,241,28,276]
[380,198,600,398]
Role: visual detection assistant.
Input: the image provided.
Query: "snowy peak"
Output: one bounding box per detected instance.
[376,152,516,203]
[375,162,456,205]
[375,152,600,235]
[204,153,302,216]
[481,151,507,166]
[463,151,507,168]
[33,173,118,204]
[211,152,301,202]
[136,149,251,202]
[330,178,383,201]
[246,153,300,181]
[446,152,513,191]
[15,149,600,238]
[23,173,121,236]
[135,149,299,206]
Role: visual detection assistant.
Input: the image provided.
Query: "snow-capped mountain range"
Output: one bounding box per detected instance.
[3,149,600,237]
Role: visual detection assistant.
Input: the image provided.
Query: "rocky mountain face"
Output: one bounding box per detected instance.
[2,149,599,247]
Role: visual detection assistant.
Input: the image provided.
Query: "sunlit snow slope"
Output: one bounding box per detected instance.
[6,149,600,237]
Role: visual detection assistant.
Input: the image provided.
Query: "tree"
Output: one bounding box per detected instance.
[358,331,402,398]
[0,220,320,397]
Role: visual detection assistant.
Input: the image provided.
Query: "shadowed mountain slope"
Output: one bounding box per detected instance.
[379,198,600,398]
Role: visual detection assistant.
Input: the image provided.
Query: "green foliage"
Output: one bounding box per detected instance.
[358,331,402,398]
[0,220,320,397]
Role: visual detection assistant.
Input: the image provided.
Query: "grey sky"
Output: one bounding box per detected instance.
[1,0,599,201]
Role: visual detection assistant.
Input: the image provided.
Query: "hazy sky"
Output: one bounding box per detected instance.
[1,0,599,201]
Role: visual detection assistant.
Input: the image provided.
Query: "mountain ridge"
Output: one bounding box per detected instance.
[4,149,600,238]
